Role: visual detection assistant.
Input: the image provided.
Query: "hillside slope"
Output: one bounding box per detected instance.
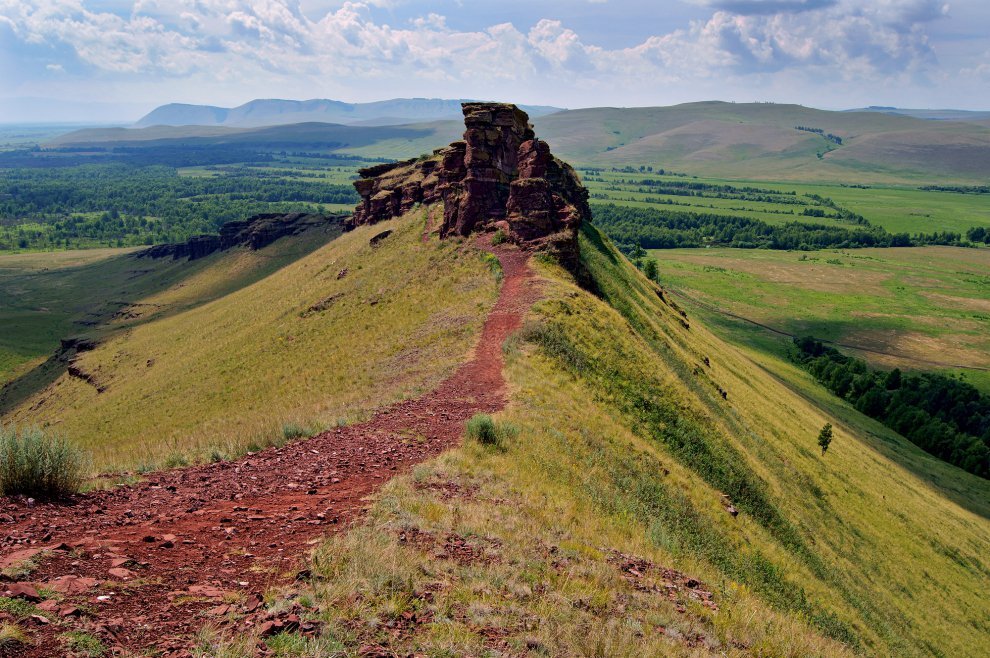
[49,101,990,184]
[532,101,990,183]
[245,223,990,657]
[2,211,499,471]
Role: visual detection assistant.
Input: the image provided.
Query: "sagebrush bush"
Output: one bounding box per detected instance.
[0,426,85,499]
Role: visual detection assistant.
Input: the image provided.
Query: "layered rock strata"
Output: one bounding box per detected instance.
[137,212,344,260]
[349,102,588,269]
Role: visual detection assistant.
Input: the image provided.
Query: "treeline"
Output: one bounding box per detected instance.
[0,163,359,250]
[590,204,966,251]
[920,185,990,194]
[795,126,843,145]
[793,337,989,478]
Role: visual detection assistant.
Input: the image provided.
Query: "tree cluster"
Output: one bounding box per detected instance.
[591,204,966,252]
[793,337,990,478]
[0,163,358,250]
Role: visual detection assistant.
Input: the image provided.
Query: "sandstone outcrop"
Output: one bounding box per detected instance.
[349,102,588,270]
[137,212,345,260]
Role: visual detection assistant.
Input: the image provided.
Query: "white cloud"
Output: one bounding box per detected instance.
[0,0,982,107]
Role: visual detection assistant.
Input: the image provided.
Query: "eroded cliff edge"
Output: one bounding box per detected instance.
[349,102,589,271]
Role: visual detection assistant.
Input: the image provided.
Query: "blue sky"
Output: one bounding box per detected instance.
[1,1,988,122]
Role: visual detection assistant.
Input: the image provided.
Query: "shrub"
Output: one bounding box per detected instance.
[465,414,518,448]
[491,228,509,245]
[282,422,309,441]
[0,426,84,499]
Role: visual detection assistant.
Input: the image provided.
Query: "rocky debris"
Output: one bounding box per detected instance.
[0,242,540,657]
[350,102,588,271]
[137,212,346,261]
[608,550,718,612]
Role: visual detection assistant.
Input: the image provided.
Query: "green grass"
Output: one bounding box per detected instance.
[0,222,338,389]
[648,246,990,392]
[535,102,990,184]
[3,208,499,473]
[583,170,990,235]
[61,631,106,657]
[211,222,990,657]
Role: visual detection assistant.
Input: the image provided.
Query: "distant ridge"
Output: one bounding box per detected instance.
[135,98,563,128]
[845,106,990,121]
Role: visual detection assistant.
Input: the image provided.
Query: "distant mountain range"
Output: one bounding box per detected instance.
[134,98,563,128]
[845,106,990,121]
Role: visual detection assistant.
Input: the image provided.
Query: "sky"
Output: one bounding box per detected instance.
[1,0,989,122]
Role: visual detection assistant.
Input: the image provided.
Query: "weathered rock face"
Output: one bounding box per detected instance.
[350,102,588,269]
[137,213,345,260]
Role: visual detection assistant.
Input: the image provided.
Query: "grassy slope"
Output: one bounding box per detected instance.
[3,210,499,472]
[535,102,990,184]
[215,227,989,657]
[649,246,990,392]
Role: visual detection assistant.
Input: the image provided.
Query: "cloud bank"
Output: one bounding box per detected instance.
[0,0,981,114]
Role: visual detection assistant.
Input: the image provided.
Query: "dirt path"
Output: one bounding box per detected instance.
[0,242,539,657]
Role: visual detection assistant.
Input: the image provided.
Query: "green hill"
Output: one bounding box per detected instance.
[533,102,990,183]
[200,219,990,657]
[46,101,990,184]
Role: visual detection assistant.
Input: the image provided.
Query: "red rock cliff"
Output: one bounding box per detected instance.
[349,102,588,269]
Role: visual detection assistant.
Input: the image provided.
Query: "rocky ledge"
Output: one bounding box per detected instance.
[137,212,345,260]
[349,102,589,270]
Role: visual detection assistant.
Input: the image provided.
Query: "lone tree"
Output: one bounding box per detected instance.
[818,423,833,456]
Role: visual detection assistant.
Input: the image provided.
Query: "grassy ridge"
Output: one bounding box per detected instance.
[210,226,990,656]
[2,210,499,472]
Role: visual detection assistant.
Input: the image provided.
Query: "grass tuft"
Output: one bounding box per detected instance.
[0,622,30,648]
[0,425,84,499]
[61,631,106,657]
[281,422,309,441]
[465,414,518,448]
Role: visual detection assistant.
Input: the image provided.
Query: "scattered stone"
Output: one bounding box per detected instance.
[5,583,40,601]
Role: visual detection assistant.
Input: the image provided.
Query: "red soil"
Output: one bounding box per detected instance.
[0,242,538,657]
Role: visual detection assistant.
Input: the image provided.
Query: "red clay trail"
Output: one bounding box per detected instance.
[0,243,538,657]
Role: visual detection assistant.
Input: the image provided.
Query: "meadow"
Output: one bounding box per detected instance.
[582,168,990,235]
[648,246,990,392]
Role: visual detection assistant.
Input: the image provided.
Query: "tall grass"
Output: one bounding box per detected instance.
[0,426,85,499]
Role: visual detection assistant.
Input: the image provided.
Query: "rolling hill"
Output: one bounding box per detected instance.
[134,97,562,128]
[47,101,990,184]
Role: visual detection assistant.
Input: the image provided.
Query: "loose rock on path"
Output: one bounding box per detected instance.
[0,242,538,657]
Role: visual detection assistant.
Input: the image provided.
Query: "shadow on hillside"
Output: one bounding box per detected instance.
[0,226,341,416]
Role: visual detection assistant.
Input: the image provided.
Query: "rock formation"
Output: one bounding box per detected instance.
[137,212,345,260]
[349,102,589,270]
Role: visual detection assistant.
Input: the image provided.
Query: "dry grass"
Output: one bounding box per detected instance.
[5,209,498,473]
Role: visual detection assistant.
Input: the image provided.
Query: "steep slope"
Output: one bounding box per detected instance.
[2,212,499,471]
[230,224,990,657]
[1,215,342,403]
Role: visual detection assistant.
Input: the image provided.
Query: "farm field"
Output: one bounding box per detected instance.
[650,246,990,392]
[583,169,990,235]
